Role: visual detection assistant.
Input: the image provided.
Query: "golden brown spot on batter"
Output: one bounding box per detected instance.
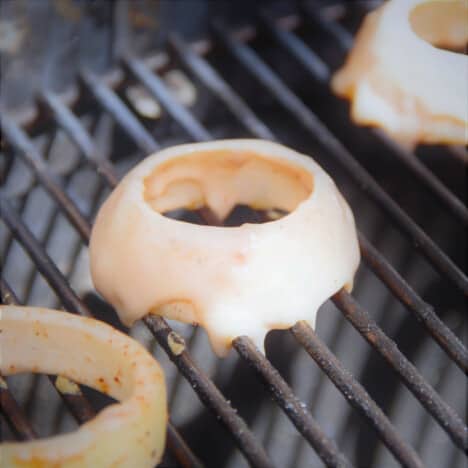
[113,368,123,385]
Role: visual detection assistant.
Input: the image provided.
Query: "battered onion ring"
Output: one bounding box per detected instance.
[90,139,360,356]
[332,0,468,146]
[0,306,167,468]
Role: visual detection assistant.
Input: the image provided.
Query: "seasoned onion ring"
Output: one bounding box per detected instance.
[0,306,167,467]
[332,0,468,145]
[90,140,360,356]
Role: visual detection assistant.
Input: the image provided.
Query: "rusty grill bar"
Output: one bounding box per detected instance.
[1,4,467,468]
[0,375,38,442]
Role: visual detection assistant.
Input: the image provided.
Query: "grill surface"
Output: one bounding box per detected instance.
[1,1,467,467]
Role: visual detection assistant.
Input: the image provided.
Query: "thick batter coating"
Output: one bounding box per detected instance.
[90,140,360,356]
[332,0,467,146]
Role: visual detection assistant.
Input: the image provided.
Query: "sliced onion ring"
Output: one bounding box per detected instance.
[90,139,360,356]
[0,306,167,467]
[332,0,468,146]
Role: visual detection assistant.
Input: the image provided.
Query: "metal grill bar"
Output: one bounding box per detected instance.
[143,315,274,468]
[6,149,95,331]
[0,226,102,438]
[358,233,468,374]
[1,116,91,243]
[332,290,468,452]
[1,200,92,318]
[0,282,39,441]
[80,70,159,154]
[166,424,205,468]
[0,374,38,441]
[291,321,424,468]
[169,34,275,141]
[123,56,212,142]
[39,91,119,187]
[296,4,468,225]
[233,336,354,468]
[301,1,366,52]
[302,2,354,51]
[258,10,330,82]
[51,376,96,425]
[374,128,468,222]
[210,22,468,295]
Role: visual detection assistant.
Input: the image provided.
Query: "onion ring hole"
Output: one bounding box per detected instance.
[144,149,314,225]
[409,1,468,53]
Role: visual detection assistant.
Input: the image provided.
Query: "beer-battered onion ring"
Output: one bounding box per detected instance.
[0,306,167,468]
[332,0,468,146]
[90,140,360,356]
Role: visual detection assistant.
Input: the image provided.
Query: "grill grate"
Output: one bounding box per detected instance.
[1,2,466,467]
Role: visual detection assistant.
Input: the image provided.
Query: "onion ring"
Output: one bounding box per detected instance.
[0,306,167,467]
[331,0,468,146]
[90,139,360,356]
